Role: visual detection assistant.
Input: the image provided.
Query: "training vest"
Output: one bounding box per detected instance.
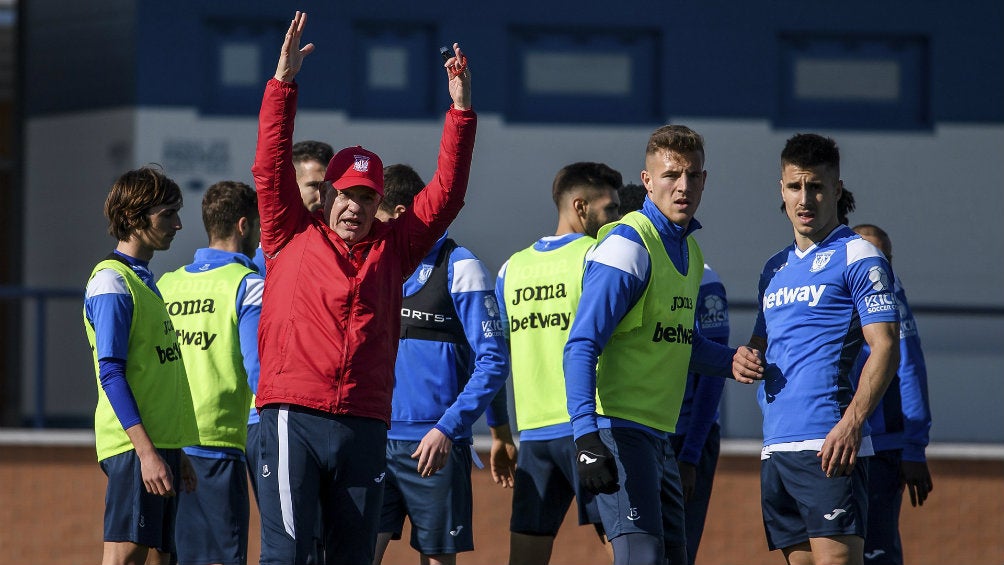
[399,239,471,373]
[504,236,594,430]
[158,262,255,450]
[84,256,199,461]
[594,212,703,432]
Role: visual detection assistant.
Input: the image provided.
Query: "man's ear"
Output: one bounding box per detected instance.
[237,216,250,237]
[572,197,588,218]
[394,204,407,216]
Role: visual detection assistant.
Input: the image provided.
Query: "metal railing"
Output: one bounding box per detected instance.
[3,287,1004,430]
[0,285,81,428]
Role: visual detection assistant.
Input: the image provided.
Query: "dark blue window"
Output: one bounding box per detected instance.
[507,28,659,123]
[777,34,930,129]
[350,23,438,118]
[203,18,277,115]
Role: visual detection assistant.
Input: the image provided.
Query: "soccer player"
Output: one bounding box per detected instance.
[496,162,622,565]
[732,133,901,565]
[620,183,731,565]
[158,180,263,565]
[851,224,933,565]
[83,166,199,565]
[252,140,333,276]
[251,12,476,565]
[372,164,510,565]
[564,126,747,565]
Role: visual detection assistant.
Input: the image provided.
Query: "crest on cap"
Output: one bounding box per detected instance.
[353,155,370,173]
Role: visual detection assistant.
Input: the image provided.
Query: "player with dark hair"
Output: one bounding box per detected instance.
[372,164,510,565]
[617,183,647,217]
[251,12,476,565]
[733,133,900,565]
[497,161,622,565]
[850,224,933,565]
[83,166,199,565]
[158,180,263,565]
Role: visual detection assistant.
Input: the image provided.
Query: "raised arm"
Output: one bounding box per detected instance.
[252,12,317,257]
[396,44,477,272]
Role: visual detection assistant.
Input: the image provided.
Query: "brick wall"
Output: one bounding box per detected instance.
[2,443,1001,564]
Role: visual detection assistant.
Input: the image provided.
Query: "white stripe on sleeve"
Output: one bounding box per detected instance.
[451,258,492,293]
[588,234,649,280]
[85,269,128,298]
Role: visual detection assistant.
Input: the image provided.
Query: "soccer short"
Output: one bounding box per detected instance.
[595,427,684,546]
[99,448,182,553]
[175,455,250,565]
[510,436,601,536]
[761,450,869,551]
[257,405,387,565]
[246,422,261,503]
[668,423,721,565]
[864,449,904,565]
[379,439,474,555]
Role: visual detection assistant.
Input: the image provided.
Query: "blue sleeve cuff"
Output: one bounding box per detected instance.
[98,358,142,430]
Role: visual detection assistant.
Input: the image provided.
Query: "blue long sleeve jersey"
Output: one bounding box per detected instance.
[672,265,730,465]
[851,276,931,461]
[751,227,899,447]
[84,249,263,445]
[389,236,510,443]
[563,197,736,440]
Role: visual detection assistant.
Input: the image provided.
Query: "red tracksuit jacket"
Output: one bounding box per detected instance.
[251,78,477,425]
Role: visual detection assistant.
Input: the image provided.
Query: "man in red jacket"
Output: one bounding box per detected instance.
[251,12,476,565]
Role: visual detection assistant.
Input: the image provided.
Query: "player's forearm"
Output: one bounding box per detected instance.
[844,331,900,429]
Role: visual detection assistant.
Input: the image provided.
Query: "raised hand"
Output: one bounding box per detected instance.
[443,42,471,111]
[274,11,315,82]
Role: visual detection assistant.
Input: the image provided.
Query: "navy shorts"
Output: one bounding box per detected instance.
[379,439,474,554]
[99,448,182,553]
[175,455,250,565]
[761,450,869,551]
[595,427,685,547]
[864,449,904,565]
[246,422,261,503]
[257,405,387,565]
[510,436,601,535]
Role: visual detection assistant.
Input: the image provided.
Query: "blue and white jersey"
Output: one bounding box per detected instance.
[390,235,510,443]
[851,276,931,460]
[758,225,899,449]
[252,244,266,277]
[494,233,589,441]
[173,248,264,449]
[672,265,730,465]
[564,197,734,440]
[84,251,159,430]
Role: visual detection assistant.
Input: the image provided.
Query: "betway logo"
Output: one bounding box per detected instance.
[651,322,693,344]
[510,311,571,332]
[763,284,827,309]
[176,329,218,351]
[156,343,183,364]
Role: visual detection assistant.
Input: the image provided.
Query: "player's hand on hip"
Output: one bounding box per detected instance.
[574,431,619,495]
[412,428,453,478]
